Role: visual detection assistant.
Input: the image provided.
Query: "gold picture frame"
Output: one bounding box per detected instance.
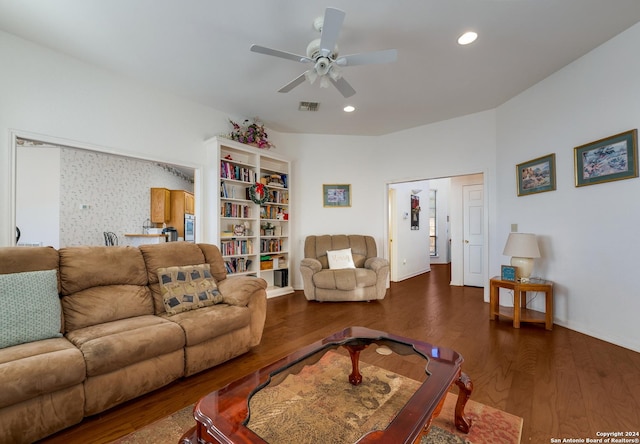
[322,184,351,207]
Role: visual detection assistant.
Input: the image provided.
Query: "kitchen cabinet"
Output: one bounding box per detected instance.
[168,190,195,239]
[150,188,170,223]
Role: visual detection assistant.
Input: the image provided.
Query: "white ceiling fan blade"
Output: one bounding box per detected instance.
[335,49,398,67]
[329,76,356,98]
[278,72,307,93]
[319,7,345,57]
[250,44,311,64]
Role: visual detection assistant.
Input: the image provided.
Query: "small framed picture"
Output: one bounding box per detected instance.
[501,265,517,282]
[516,153,556,196]
[323,184,351,207]
[574,129,638,187]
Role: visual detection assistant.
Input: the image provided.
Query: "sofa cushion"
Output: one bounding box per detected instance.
[65,315,185,376]
[161,304,251,346]
[0,246,60,291]
[305,235,375,269]
[312,268,378,291]
[62,285,154,332]
[139,242,208,314]
[327,248,356,270]
[157,264,223,315]
[197,243,228,282]
[0,337,85,409]
[0,270,62,349]
[58,246,148,295]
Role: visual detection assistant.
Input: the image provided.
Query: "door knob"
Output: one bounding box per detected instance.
[464,240,469,244]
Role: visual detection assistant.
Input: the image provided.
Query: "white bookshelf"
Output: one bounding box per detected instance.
[209,137,293,298]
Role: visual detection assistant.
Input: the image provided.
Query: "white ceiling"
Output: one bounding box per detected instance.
[1,0,640,136]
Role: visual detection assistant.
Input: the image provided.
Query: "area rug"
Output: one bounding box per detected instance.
[113,352,522,444]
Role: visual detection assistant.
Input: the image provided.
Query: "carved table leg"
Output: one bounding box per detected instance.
[344,344,368,386]
[453,371,473,433]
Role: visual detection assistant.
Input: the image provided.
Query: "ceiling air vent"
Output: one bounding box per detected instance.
[298,101,319,112]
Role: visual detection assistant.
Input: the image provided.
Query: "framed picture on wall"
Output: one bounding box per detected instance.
[516,153,556,196]
[323,184,351,207]
[574,129,638,187]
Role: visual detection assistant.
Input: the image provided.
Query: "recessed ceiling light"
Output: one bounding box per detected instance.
[458,31,478,45]
[343,105,355,112]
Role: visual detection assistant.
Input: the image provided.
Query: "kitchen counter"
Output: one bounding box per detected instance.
[124,233,168,246]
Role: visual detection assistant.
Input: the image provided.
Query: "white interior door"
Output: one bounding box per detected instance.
[463,184,484,287]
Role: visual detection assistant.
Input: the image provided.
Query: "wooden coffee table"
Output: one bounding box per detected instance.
[180,326,472,444]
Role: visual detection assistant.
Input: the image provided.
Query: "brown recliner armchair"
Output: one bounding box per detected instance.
[300,235,389,302]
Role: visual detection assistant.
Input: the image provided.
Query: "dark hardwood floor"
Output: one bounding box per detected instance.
[40,264,640,443]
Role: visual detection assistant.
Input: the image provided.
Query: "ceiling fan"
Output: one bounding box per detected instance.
[250,7,397,98]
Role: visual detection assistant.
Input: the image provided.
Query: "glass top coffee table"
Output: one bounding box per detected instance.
[180,326,472,444]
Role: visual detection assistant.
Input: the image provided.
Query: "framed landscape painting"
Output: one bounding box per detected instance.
[574,129,638,187]
[323,184,351,207]
[516,153,556,196]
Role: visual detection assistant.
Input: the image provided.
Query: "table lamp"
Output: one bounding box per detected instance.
[502,233,540,282]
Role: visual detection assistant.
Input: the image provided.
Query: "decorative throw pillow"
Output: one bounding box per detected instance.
[327,248,356,270]
[157,264,223,316]
[0,269,62,349]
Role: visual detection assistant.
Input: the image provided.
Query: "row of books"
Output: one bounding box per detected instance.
[274,269,289,287]
[224,257,252,274]
[220,161,257,183]
[221,202,252,218]
[220,181,248,199]
[260,238,283,253]
[260,205,287,220]
[220,239,253,256]
[260,173,288,188]
[265,189,289,204]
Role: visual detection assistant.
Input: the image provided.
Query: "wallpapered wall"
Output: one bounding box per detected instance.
[60,148,193,247]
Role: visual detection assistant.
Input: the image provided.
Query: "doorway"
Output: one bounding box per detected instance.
[12,133,197,248]
[387,173,485,287]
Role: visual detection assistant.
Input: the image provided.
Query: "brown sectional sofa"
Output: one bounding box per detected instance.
[0,242,267,444]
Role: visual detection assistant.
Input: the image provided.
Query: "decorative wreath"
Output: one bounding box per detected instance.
[249,183,269,205]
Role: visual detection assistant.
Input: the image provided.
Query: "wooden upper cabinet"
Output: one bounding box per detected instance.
[185,192,195,215]
[150,188,171,223]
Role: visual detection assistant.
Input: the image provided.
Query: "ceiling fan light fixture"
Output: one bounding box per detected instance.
[319,76,331,89]
[314,57,331,76]
[305,69,318,85]
[458,31,478,45]
[328,66,342,81]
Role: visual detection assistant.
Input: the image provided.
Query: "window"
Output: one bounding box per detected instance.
[429,190,437,256]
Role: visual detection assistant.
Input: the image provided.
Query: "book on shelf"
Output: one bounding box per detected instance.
[220,161,257,183]
[274,268,288,287]
[224,257,253,274]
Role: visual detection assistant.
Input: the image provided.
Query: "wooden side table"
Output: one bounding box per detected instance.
[489,277,554,330]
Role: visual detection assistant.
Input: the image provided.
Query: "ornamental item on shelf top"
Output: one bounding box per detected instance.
[227,118,275,149]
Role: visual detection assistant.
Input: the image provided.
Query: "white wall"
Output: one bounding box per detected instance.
[389,180,431,281]
[16,146,60,247]
[494,22,640,352]
[277,111,497,292]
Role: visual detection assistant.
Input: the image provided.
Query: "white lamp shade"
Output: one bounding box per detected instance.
[503,233,540,280]
[503,233,540,258]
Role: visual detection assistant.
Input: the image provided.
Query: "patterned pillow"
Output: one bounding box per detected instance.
[157,264,223,316]
[0,269,62,349]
